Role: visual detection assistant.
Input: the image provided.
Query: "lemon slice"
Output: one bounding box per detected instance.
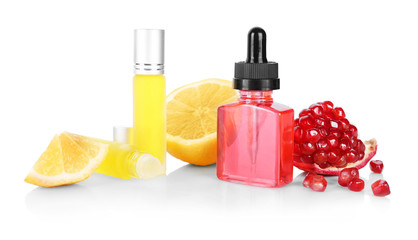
[25,133,108,187]
[167,78,238,165]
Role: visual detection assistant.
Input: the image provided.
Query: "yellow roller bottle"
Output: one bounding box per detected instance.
[133,29,166,172]
[63,132,164,179]
[95,139,163,179]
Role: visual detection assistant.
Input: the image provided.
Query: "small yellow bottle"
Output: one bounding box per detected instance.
[94,127,164,179]
[133,29,166,172]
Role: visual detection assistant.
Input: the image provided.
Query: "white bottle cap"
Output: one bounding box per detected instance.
[134,29,164,75]
[113,126,133,144]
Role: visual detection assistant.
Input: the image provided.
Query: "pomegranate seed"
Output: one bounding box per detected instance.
[303,172,316,188]
[305,128,321,143]
[310,175,327,192]
[348,178,365,192]
[341,131,351,140]
[294,126,305,143]
[313,151,328,165]
[345,149,359,163]
[339,118,350,131]
[323,112,335,120]
[371,180,391,197]
[329,129,342,138]
[348,124,358,138]
[299,115,315,129]
[333,107,346,119]
[358,152,365,160]
[327,150,340,164]
[317,127,328,137]
[301,155,314,164]
[314,117,328,127]
[318,162,330,169]
[370,160,384,173]
[293,155,302,162]
[322,101,334,112]
[357,140,366,153]
[309,104,323,117]
[339,138,351,152]
[334,156,347,168]
[329,119,339,129]
[327,135,339,148]
[301,142,316,155]
[294,143,301,155]
[295,118,299,126]
[316,139,329,152]
[299,108,313,118]
[338,168,359,187]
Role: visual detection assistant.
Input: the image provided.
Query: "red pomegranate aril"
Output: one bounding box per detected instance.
[294,143,301,155]
[338,168,359,187]
[358,140,366,153]
[318,127,328,137]
[294,118,299,126]
[358,152,365,160]
[293,155,302,162]
[339,138,351,152]
[323,112,335,120]
[301,155,314,164]
[310,175,327,192]
[371,180,390,197]
[329,119,339,129]
[334,156,347,168]
[349,137,357,146]
[314,117,328,127]
[341,131,352,141]
[303,172,316,188]
[327,135,339,148]
[327,150,340,164]
[316,139,329,152]
[299,115,315,129]
[348,178,365,192]
[299,108,313,118]
[333,107,346,119]
[329,129,342,138]
[309,104,323,117]
[301,142,316,155]
[306,128,321,143]
[348,124,358,138]
[345,149,359,163]
[294,126,305,143]
[313,151,328,165]
[322,101,334,112]
[318,162,330,169]
[370,160,384,173]
[339,118,350,131]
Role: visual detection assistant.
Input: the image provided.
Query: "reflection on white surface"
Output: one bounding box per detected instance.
[26,164,390,218]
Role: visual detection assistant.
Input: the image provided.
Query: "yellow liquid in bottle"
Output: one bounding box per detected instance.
[133,74,166,172]
[94,139,162,179]
[95,140,139,179]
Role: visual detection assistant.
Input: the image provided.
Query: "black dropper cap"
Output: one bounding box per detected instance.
[233,27,280,91]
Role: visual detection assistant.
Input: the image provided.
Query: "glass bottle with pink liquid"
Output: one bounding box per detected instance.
[217,27,294,188]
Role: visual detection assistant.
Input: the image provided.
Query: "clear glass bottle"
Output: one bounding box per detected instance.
[217,27,294,188]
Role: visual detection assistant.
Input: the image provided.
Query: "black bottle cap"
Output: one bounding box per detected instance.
[233,27,280,91]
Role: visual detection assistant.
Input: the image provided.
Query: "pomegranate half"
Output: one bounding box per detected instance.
[293,101,377,175]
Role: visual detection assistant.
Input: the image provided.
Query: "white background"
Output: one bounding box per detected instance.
[1,0,417,239]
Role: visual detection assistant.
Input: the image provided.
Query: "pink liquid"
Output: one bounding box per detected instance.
[217,91,294,188]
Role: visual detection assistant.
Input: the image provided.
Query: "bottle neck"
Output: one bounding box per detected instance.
[239,90,273,104]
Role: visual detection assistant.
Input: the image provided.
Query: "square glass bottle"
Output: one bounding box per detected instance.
[217,27,294,188]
